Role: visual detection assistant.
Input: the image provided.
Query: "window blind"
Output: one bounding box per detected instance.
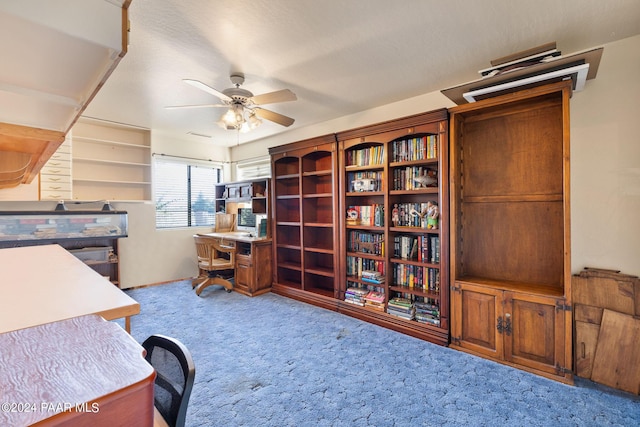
[154,158,221,229]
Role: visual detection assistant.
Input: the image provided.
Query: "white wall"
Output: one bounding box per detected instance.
[2,35,638,286]
[115,131,232,287]
[570,34,640,276]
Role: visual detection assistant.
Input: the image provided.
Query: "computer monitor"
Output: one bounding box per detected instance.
[236,207,256,233]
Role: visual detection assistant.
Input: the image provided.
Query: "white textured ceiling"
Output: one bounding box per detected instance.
[83,0,640,147]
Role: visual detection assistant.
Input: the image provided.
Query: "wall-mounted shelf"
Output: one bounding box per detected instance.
[71,117,151,201]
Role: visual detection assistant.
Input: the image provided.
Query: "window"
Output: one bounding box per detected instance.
[154,157,221,229]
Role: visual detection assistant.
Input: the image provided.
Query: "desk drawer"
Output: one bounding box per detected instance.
[41,175,71,185]
[41,165,71,176]
[41,189,73,200]
[41,181,72,192]
[237,253,252,266]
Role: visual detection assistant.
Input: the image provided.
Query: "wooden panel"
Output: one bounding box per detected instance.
[253,241,273,295]
[573,268,638,316]
[461,101,563,198]
[460,201,564,287]
[575,320,600,379]
[591,309,640,394]
[574,304,604,324]
[0,123,64,186]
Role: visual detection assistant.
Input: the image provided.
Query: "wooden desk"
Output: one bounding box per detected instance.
[0,314,155,426]
[203,232,273,296]
[0,244,139,334]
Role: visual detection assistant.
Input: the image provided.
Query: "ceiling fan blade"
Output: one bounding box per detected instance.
[255,108,295,127]
[183,79,233,103]
[165,104,227,109]
[250,89,297,105]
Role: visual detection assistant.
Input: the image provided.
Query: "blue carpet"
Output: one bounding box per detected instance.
[119,281,640,427]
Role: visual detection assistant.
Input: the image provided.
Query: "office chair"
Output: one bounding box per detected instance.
[142,334,195,427]
[192,234,235,296]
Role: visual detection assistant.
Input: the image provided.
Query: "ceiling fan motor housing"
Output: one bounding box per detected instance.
[223,87,253,103]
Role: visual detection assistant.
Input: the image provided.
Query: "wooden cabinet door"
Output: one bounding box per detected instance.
[504,292,568,377]
[235,256,253,293]
[451,281,504,360]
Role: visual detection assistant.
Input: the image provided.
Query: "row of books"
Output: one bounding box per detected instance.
[386,297,441,325]
[392,234,439,264]
[344,287,385,311]
[392,202,435,228]
[347,230,385,256]
[346,256,385,277]
[391,264,440,292]
[343,285,441,325]
[346,204,384,227]
[346,146,384,167]
[392,167,437,191]
[361,270,384,284]
[347,171,383,192]
[391,135,438,162]
[415,301,441,326]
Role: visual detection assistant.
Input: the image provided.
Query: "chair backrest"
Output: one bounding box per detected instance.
[193,234,214,265]
[215,213,236,232]
[142,335,195,427]
[194,234,235,269]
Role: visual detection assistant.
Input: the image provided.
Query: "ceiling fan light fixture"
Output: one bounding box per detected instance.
[218,108,239,129]
[217,104,263,132]
[239,121,251,133]
[248,111,262,129]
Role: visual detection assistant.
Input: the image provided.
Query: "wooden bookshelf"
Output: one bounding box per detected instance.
[269,134,339,308]
[337,109,450,345]
[269,110,449,345]
[448,81,573,383]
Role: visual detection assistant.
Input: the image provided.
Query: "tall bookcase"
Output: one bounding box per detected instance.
[336,109,449,345]
[448,81,573,383]
[269,134,339,309]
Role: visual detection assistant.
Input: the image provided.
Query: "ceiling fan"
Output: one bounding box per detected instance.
[166,73,296,132]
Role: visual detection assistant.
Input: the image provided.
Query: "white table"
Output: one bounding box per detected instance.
[0,244,139,333]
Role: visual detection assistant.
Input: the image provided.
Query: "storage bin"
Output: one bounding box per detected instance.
[69,246,112,263]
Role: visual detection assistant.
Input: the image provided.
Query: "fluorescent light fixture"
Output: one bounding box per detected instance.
[463,63,590,103]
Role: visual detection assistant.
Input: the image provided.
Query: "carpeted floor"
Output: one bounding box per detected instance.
[118,281,639,427]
